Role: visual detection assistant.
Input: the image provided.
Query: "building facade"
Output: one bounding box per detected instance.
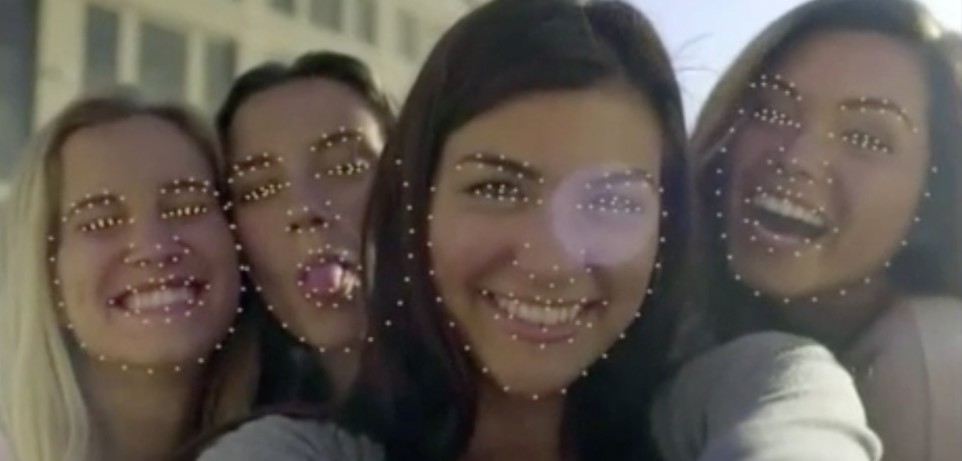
[0,0,473,203]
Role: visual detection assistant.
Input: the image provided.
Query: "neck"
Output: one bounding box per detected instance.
[317,349,359,400]
[466,383,566,461]
[774,275,894,350]
[81,360,205,461]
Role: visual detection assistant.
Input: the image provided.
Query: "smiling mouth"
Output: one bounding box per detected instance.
[480,290,599,344]
[109,277,209,316]
[746,192,830,242]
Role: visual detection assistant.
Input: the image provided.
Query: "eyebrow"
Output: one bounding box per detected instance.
[308,128,368,153]
[752,75,803,102]
[64,192,122,219]
[159,178,214,196]
[231,152,279,176]
[455,151,541,180]
[588,168,657,190]
[838,97,917,130]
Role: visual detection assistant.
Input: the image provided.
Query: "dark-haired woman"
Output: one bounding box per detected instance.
[657,1,962,460]
[215,51,395,405]
[195,1,878,460]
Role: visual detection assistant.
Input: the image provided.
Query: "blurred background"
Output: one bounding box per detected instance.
[0,0,959,208]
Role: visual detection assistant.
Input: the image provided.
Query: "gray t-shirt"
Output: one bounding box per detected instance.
[197,416,383,461]
[652,331,883,461]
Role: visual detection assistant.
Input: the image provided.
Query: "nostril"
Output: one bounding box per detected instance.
[287,214,329,234]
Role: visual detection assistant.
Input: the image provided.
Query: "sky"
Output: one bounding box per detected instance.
[627,0,962,126]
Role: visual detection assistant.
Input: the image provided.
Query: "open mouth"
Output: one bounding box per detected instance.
[109,276,209,317]
[746,192,830,243]
[296,252,362,307]
[480,290,599,344]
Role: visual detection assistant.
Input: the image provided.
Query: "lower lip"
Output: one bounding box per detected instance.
[481,293,591,345]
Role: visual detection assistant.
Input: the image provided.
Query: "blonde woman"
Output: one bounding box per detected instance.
[0,95,251,461]
[655,1,962,460]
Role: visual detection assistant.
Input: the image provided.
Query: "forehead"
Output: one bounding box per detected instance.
[231,78,382,153]
[771,31,928,117]
[59,115,213,199]
[441,86,664,178]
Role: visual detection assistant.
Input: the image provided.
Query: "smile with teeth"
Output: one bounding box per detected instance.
[486,292,586,327]
[110,278,207,315]
[751,193,827,228]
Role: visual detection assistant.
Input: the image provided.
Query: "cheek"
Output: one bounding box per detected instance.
[844,169,923,243]
[428,209,504,297]
[54,237,114,308]
[181,215,238,266]
[329,180,374,226]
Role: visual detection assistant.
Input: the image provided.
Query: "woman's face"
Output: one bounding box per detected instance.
[56,115,239,368]
[724,31,931,299]
[430,86,664,396]
[229,78,384,350]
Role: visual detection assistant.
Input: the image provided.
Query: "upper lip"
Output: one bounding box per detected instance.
[297,249,361,274]
[482,290,599,307]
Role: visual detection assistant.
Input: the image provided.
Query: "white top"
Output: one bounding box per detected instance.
[841,296,962,461]
[652,331,883,461]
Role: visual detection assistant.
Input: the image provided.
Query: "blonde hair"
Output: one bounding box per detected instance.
[0,94,255,461]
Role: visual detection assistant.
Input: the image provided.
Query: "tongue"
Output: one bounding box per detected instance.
[304,262,346,297]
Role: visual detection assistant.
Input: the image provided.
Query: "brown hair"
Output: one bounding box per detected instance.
[336,0,691,460]
[690,0,962,341]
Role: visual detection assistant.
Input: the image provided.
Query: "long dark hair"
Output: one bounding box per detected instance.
[337,1,691,459]
[214,51,396,405]
[690,0,962,342]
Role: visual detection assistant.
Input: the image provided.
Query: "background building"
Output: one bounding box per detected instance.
[0,0,475,205]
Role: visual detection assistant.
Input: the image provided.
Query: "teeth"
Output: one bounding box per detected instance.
[493,296,582,326]
[752,194,826,228]
[127,287,193,311]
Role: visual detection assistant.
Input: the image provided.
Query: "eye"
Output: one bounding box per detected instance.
[323,158,372,177]
[161,204,211,220]
[751,103,797,128]
[581,193,644,215]
[78,216,129,233]
[236,181,288,205]
[465,180,527,204]
[840,130,892,154]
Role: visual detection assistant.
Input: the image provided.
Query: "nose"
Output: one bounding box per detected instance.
[124,215,186,268]
[285,177,335,235]
[776,128,835,184]
[511,210,587,291]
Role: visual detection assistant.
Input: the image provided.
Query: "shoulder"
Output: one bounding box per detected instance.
[666,331,839,394]
[846,295,962,371]
[196,415,384,461]
[845,296,962,461]
[653,332,879,461]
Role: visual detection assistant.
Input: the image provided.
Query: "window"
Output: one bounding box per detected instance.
[205,36,237,111]
[398,10,419,60]
[269,0,296,16]
[309,0,343,32]
[0,0,37,180]
[356,0,377,44]
[138,20,188,102]
[83,5,120,92]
